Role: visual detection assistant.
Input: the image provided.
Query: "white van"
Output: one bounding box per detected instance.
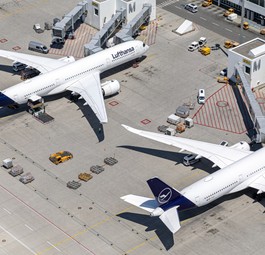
[184,3,198,13]
[28,41,49,54]
[197,89,205,104]
[188,41,199,51]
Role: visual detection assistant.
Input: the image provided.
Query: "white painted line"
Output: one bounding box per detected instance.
[47,241,62,252]
[200,17,207,21]
[3,208,11,214]
[25,224,34,231]
[225,28,233,32]
[0,225,37,254]
[212,22,219,26]
[175,6,181,9]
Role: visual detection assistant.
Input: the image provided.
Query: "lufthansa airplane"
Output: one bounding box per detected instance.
[121,125,265,234]
[0,40,149,123]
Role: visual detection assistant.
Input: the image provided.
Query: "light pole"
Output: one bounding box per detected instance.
[240,0,245,44]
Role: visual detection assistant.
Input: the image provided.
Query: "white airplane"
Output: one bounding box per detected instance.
[0,40,149,123]
[120,124,265,234]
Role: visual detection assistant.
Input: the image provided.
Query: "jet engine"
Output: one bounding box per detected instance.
[101,80,120,97]
[230,141,250,151]
[150,207,164,217]
[58,56,75,63]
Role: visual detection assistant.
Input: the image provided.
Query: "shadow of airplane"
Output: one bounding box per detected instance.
[117,212,174,250]
[117,145,218,174]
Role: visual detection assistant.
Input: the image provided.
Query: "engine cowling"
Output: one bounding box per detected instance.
[230,141,250,151]
[101,80,120,97]
[58,56,75,63]
[150,207,164,217]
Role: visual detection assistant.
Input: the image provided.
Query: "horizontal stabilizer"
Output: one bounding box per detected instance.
[159,206,181,233]
[121,195,159,213]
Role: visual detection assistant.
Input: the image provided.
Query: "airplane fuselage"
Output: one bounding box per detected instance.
[180,147,265,208]
[0,40,148,106]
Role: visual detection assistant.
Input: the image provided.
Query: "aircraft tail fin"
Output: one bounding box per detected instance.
[147,177,181,206]
[159,206,181,233]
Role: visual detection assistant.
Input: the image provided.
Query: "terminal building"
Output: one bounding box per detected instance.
[228,38,265,143]
[215,0,265,25]
[228,38,265,89]
[86,0,156,29]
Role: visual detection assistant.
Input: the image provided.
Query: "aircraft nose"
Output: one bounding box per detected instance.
[0,92,15,107]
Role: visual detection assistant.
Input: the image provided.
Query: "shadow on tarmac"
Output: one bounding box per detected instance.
[118,145,219,174]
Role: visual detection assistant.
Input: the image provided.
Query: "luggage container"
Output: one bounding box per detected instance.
[185,117,194,128]
[2,158,13,169]
[167,114,181,125]
[166,127,176,136]
[9,165,23,177]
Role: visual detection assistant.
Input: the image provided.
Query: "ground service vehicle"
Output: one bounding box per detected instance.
[224,40,239,48]
[184,3,198,13]
[78,173,93,181]
[202,0,212,7]
[197,89,205,104]
[223,8,234,17]
[28,41,49,54]
[49,151,73,165]
[198,37,207,47]
[12,62,27,72]
[200,46,211,55]
[183,154,200,166]
[188,41,199,51]
[243,22,249,30]
[220,68,228,76]
[20,68,40,80]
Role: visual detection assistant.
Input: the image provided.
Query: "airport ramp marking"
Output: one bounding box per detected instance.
[193,84,248,134]
[140,21,158,46]
[0,225,37,254]
[254,89,265,114]
[49,24,97,59]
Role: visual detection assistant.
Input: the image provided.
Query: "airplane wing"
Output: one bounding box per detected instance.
[0,49,69,73]
[121,194,159,213]
[249,174,265,193]
[67,71,107,123]
[122,125,253,169]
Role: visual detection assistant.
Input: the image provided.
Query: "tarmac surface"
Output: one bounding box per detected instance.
[0,1,264,255]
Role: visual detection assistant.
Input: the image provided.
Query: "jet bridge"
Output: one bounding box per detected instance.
[84,3,151,56]
[52,1,88,43]
[84,8,126,56]
[235,63,265,143]
[114,4,152,44]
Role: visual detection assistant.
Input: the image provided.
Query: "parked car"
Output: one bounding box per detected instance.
[197,89,206,104]
[184,3,198,13]
[220,68,228,76]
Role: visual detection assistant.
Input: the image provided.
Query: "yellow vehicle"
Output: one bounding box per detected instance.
[243,22,249,30]
[78,173,93,182]
[139,24,147,31]
[49,151,73,165]
[260,28,265,35]
[202,0,212,7]
[200,46,211,55]
[223,8,234,17]
[224,40,239,49]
